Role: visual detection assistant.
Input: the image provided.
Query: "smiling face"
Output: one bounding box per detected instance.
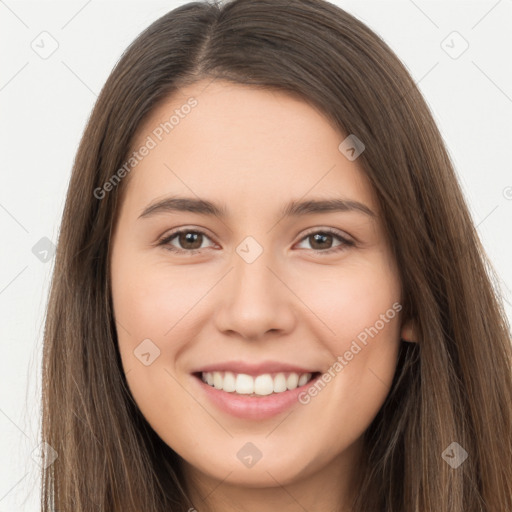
[109,79,409,506]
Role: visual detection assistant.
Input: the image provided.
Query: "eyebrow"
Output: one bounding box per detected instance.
[137,196,376,220]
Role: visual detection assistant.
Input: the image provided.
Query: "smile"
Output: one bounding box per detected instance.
[192,369,322,420]
[199,371,318,396]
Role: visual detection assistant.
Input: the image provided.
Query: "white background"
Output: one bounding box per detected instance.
[1,1,511,509]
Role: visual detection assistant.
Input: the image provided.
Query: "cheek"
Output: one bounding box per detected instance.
[292,259,402,423]
[110,258,203,433]
[293,257,401,346]
[111,256,203,352]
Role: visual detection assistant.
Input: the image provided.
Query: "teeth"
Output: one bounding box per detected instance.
[213,371,223,390]
[286,373,299,389]
[223,371,236,392]
[273,373,287,393]
[254,374,274,395]
[200,371,314,396]
[298,374,310,386]
[236,373,254,394]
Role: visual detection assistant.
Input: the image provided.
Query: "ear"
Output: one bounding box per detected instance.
[400,319,417,343]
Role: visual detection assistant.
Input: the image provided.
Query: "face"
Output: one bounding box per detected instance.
[110,79,409,499]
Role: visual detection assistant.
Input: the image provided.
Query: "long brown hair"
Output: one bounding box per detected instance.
[41,0,512,510]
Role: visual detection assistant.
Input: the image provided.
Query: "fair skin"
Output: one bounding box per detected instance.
[110,79,416,512]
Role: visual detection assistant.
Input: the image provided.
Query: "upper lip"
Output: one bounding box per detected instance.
[192,360,320,376]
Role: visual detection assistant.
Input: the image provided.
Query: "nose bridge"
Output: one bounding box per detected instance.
[231,235,279,306]
[234,245,273,295]
[214,235,295,338]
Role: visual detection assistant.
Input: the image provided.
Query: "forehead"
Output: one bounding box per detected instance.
[121,79,377,219]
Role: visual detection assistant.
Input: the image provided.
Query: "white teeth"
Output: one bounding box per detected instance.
[223,371,236,392]
[273,373,287,393]
[213,371,223,389]
[235,373,254,394]
[254,374,274,395]
[200,371,314,396]
[286,373,299,389]
[298,374,310,386]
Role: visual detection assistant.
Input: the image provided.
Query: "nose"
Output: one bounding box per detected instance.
[213,249,297,341]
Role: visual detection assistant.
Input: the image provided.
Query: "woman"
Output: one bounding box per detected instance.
[41,0,512,510]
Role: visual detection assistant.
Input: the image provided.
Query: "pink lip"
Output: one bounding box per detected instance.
[191,372,321,420]
[192,359,318,376]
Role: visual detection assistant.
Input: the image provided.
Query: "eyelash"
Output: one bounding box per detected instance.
[157,227,355,256]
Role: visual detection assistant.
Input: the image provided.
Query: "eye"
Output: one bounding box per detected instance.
[158,228,216,255]
[294,228,355,255]
[158,227,354,256]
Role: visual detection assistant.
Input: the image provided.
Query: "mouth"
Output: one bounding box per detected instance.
[192,370,322,420]
[193,370,321,397]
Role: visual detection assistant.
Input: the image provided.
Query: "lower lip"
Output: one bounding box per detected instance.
[192,373,321,420]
